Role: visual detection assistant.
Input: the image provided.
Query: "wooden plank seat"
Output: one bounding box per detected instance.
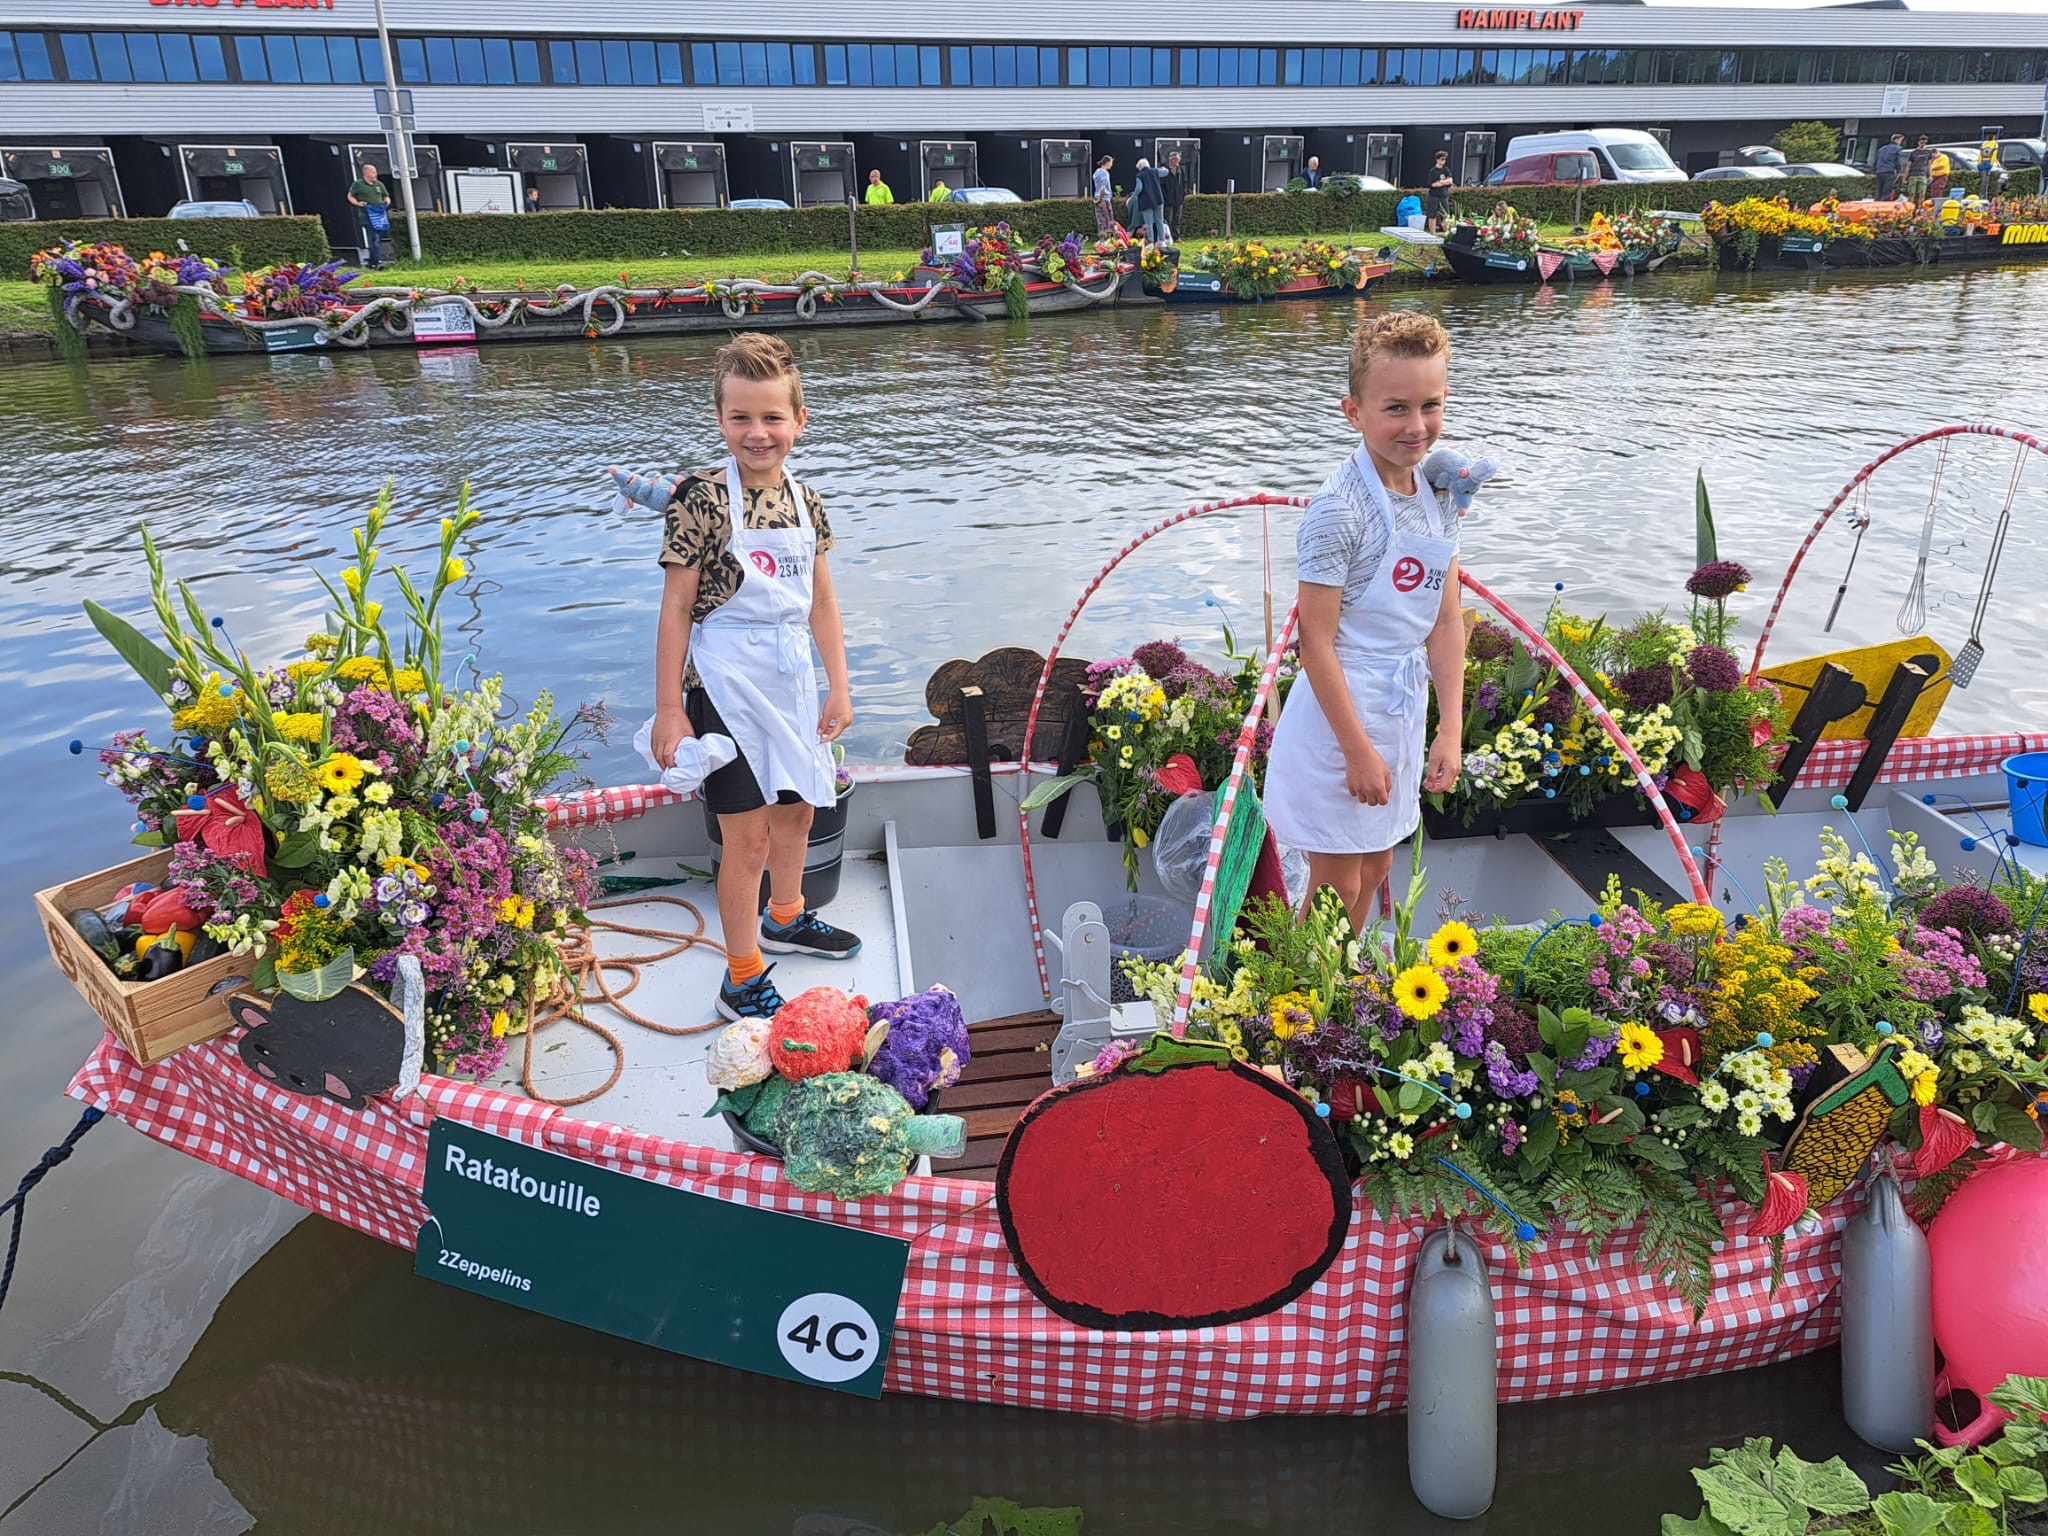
[946,1008,1060,1180]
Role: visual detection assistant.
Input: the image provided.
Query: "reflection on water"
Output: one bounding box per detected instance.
[3,263,2047,1534]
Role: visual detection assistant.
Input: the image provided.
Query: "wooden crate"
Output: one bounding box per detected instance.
[34,850,253,1066]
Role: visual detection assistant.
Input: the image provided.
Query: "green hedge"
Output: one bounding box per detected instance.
[1,215,331,278]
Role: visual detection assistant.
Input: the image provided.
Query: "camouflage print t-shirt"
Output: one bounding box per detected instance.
[658,466,834,688]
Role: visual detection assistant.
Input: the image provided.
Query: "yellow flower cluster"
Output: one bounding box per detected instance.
[275,711,325,744]
[1705,923,1821,1069]
[1269,990,1319,1040]
[1704,196,1836,240]
[1665,902,1726,940]
[172,674,242,734]
[497,894,536,929]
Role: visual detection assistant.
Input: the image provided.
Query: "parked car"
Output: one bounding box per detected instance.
[0,177,35,222]
[1319,173,1398,193]
[948,187,1023,205]
[1501,128,1685,184]
[1726,145,1787,166]
[1693,165,1787,181]
[1484,151,1608,187]
[1777,162,1871,179]
[1993,138,2047,171]
[168,199,262,218]
[727,197,793,210]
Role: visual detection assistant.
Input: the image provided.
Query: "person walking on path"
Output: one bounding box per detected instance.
[1979,135,2002,200]
[1161,152,1186,241]
[1905,136,1934,204]
[1303,156,1324,190]
[1425,151,1454,233]
[863,169,894,205]
[1092,155,1115,237]
[1128,158,1165,245]
[1874,133,1906,201]
[347,162,393,270]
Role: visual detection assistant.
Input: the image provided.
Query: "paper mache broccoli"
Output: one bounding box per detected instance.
[774,1071,966,1200]
[1421,446,1501,517]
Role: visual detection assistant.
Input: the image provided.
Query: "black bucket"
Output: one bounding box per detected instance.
[703,780,854,910]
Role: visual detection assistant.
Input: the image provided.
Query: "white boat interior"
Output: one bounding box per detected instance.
[521,752,2028,1160]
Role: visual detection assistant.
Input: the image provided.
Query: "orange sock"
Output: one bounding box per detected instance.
[727,949,765,984]
[766,896,804,927]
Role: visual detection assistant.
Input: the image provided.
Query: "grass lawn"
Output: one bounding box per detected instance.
[350,248,931,293]
[0,282,54,338]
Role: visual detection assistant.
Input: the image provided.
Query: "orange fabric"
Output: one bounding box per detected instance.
[766,896,805,927]
[726,949,765,984]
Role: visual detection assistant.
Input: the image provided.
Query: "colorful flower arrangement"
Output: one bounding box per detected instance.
[1431,551,1780,828]
[1177,237,1372,300]
[1118,826,2048,1314]
[31,239,358,357]
[1463,209,1540,259]
[235,257,359,319]
[79,489,599,1080]
[1032,232,1088,285]
[1022,633,1288,880]
[1580,208,1677,256]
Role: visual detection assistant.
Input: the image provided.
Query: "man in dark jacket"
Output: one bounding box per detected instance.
[1303,156,1324,190]
[1874,133,1906,200]
[1161,152,1186,240]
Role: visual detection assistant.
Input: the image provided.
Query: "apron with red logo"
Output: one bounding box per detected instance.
[1265,448,1456,855]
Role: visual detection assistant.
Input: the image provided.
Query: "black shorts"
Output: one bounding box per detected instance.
[686,686,804,816]
[1425,195,1450,218]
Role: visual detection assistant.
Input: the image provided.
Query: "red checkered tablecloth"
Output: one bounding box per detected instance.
[69,1033,1847,1420]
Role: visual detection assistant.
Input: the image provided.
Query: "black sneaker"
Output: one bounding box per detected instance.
[717,965,786,1022]
[758,909,863,959]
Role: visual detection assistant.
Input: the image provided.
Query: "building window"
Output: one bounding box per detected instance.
[655,40,681,84]
[121,31,162,82]
[56,33,94,81]
[3,32,56,80]
[328,34,362,82]
[1196,47,1216,86]
[766,41,791,85]
[400,37,429,82]
[697,41,721,83]
[1067,46,1085,86]
[295,33,330,82]
[90,32,130,81]
[358,37,381,82]
[995,44,1015,86]
[264,34,300,82]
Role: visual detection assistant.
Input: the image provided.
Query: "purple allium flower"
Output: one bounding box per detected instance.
[1685,559,1752,600]
[1534,682,1576,728]
[1617,665,1675,711]
[1470,620,1512,662]
[1919,885,2014,938]
[1686,644,1743,694]
[1133,640,1189,681]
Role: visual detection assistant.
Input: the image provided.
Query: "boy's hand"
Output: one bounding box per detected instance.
[1345,741,1392,805]
[1424,727,1462,793]
[650,704,693,770]
[819,690,853,742]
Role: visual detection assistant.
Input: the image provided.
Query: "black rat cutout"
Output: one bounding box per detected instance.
[230,954,424,1110]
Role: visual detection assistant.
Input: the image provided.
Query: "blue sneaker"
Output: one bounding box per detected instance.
[717,965,786,1022]
[759,908,863,960]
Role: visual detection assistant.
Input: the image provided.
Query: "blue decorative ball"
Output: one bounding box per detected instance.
[1962,836,1980,851]
[67,739,85,755]
[1830,794,1849,810]
[189,738,206,753]
[454,739,471,753]
[1314,1102,1331,1118]
[186,794,207,810]
[131,820,148,834]
[312,893,330,909]
[1454,1103,1472,1120]
[1876,1019,1895,1035]
[1756,1032,1774,1049]
[1554,582,1564,592]
[218,684,234,697]
[1588,912,1603,928]
[1634,1081,1651,1097]
[470,808,488,823]
[210,616,225,629]
[1516,1222,1538,1241]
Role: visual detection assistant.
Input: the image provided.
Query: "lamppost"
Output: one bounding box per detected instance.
[369,0,422,263]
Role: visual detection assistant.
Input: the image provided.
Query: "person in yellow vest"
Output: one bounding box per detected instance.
[929,180,951,203]
[1928,149,1952,202]
[1980,136,2002,199]
[863,169,894,205]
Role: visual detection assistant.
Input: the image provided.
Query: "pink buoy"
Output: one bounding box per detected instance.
[1928,1155,2048,1446]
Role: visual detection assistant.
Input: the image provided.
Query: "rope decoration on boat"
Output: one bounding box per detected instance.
[1748,423,2048,680]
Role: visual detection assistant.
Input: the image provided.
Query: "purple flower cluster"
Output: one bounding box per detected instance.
[1470,620,1513,662]
[1685,644,1743,694]
[1919,884,2014,938]
[1534,683,1576,728]
[1685,559,1752,600]
[331,684,422,776]
[1898,925,1987,1001]
[1132,640,1189,681]
[1498,1116,1524,1155]
[1441,958,1500,1058]
[1474,680,1505,715]
[1485,1040,1538,1098]
[1778,904,1833,948]
[867,986,972,1110]
[167,837,262,918]
[1616,665,1675,711]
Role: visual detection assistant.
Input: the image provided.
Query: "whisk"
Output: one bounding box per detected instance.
[1896,438,1949,634]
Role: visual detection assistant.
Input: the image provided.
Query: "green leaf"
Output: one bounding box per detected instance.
[1995,1465,2046,1504]
[1660,1104,1707,1128]
[1694,1444,1809,1536]
[1989,1374,2048,1420]
[1970,1100,2001,1134]
[1522,1113,1561,1169]
[1634,1135,1689,1171]
[83,599,176,700]
[1020,770,1098,812]
[270,830,323,869]
[1662,1514,1736,1536]
[706,1080,765,1119]
[1585,1122,1632,1145]
[277,948,357,1003]
[251,952,278,993]
[130,829,168,847]
[1952,1457,2003,1509]
[1397,1080,1430,1114]
[1777,1447,1871,1516]
[1987,1104,2045,1152]
[1939,1504,1997,1536]
[1126,1035,1231,1074]
[1527,1050,1557,1085]
[1696,468,1718,568]
[1871,1490,1952,1536]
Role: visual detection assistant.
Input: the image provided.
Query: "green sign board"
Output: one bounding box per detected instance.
[816,154,834,168]
[679,154,699,169]
[222,159,246,175]
[47,161,72,178]
[939,152,959,166]
[261,323,323,352]
[415,1122,910,1397]
[537,156,559,171]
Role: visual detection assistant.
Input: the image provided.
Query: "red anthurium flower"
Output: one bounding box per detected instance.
[1750,1159,1810,1238]
[173,783,268,877]
[1910,1104,1975,1178]
[1155,753,1203,797]
[1652,1027,1703,1086]
[1664,765,1727,825]
[1327,1076,1370,1122]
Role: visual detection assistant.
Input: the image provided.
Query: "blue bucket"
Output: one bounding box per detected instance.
[2003,751,2048,847]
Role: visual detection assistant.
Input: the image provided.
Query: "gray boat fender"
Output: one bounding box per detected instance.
[1407,1223,1498,1520]
[1840,1159,1936,1452]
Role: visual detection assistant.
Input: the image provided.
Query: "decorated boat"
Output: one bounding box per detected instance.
[29,234,1125,360]
[32,427,2048,1447]
[1707,193,2048,273]
[1146,237,1393,303]
[1443,208,1681,285]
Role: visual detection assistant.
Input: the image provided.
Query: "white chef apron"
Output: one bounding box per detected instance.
[688,456,839,810]
[1265,448,1457,855]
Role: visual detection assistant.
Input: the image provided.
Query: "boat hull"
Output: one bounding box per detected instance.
[1157,262,1393,304]
[1715,227,2048,273]
[1442,242,1540,284]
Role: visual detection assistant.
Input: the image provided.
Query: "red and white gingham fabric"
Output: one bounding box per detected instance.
[1792,732,2048,788]
[68,1032,1845,1420]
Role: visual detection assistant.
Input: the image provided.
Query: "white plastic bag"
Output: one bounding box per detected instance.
[632,716,739,796]
[1151,790,1218,906]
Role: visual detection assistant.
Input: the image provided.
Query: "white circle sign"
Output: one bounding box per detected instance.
[776,1292,882,1383]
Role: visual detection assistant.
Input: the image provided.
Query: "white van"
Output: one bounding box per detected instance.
[1500,129,1686,184]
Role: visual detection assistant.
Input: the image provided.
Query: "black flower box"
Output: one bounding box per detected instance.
[1422,792,1664,842]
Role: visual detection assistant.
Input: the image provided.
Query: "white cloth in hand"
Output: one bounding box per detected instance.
[632,716,739,796]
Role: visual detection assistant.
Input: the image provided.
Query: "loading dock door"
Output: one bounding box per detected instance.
[1460,132,1497,186]
[181,144,290,212]
[1365,133,1403,186]
[791,142,855,207]
[504,143,590,209]
[1041,139,1089,199]
[920,140,978,199]
[1262,135,1303,191]
[349,141,443,213]
[1,147,124,217]
[656,141,729,208]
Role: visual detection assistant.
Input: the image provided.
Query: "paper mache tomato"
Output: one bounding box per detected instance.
[767,987,870,1081]
[997,1036,1353,1330]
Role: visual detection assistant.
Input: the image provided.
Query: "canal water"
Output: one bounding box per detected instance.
[5,264,2048,1534]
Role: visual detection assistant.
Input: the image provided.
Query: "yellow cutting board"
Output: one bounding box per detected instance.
[1760,636,1952,739]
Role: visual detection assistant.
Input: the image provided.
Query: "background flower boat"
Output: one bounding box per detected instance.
[1708,193,2048,272]
[1443,208,1681,285]
[1149,237,1393,304]
[41,429,2048,1428]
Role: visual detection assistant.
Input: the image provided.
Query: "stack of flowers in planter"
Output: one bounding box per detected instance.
[73,488,599,1080]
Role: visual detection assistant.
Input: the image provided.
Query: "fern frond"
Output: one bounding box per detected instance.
[1637,1169,1728,1319]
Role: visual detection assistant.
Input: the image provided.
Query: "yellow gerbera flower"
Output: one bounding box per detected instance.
[1618,1021,1664,1072]
[2029,993,2048,1026]
[315,752,366,795]
[1394,965,1449,1022]
[1427,920,1479,969]
[491,1009,510,1038]
[496,894,535,928]
[274,711,325,744]
[1912,1070,1939,1107]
